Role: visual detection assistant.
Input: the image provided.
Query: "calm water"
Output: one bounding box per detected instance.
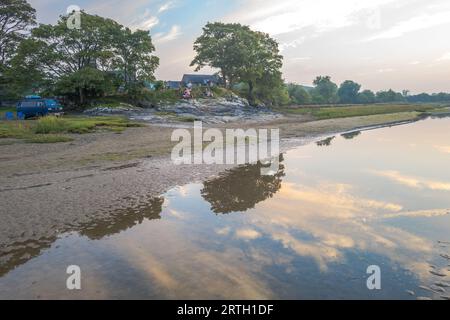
[1,117,450,300]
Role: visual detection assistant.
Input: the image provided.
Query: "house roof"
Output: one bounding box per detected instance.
[166,81,182,89]
[182,74,219,84]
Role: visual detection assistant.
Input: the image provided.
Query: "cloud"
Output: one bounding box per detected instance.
[372,170,450,191]
[235,229,262,240]
[435,145,450,154]
[225,0,398,36]
[154,25,182,44]
[158,1,176,14]
[366,10,450,41]
[436,52,450,62]
[129,9,159,31]
[377,68,395,73]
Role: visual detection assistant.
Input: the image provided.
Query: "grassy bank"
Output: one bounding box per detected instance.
[0,115,143,144]
[276,103,448,120]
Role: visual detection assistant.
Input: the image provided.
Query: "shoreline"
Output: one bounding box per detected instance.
[0,111,444,276]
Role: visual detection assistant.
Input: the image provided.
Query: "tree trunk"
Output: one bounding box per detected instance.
[221,70,227,88]
[248,81,255,106]
[79,87,85,105]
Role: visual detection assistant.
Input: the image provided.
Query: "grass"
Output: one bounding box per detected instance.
[174,115,200,123]
[34,116,143,134]
[277,103,447,120]
[0,115,144,144]
[25,135,75,144]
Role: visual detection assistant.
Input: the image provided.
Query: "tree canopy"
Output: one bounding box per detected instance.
[191,22,284,105]
[338,80,361,104]
[4,10,159,104]
[0,0,36,67]
[312,76,338,104]
[0,0,37,100]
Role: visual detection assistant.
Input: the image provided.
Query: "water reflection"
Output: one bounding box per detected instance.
[201,156,285,214]
[341,131,361,140]
[0,196,165,277]
[1,117,450,299]
[316,136,335,147]
[80,197,164,240]
[0,237,56,277]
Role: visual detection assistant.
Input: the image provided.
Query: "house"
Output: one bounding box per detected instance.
[181,74,220,87]
[166,81,182,90]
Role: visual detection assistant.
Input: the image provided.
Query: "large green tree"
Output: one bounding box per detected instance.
[0,0,36,67]
[312,76,338,104]
[288,83,312,105]
[112,27,159,89]
[357,89,376,104]
[191,22,283,105]
[14,11,159,104]
[338,80,361,104]
[191,22,245,87]
[0,0,36,100]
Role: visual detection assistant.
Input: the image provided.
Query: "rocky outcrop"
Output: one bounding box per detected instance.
[84,96,283,124]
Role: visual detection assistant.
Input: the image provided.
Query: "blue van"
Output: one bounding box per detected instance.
[17,96,64,119]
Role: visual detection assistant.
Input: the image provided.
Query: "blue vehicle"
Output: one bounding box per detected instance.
[17,96,64,119]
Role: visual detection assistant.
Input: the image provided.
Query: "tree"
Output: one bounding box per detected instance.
[16,11,159,104]
[287,83,312,105]
[0,0,36,67]
[191,22,283,105]
[3,37,47,97]
[338,80,361,104]
[357,89,376,104]
[376,89,405,103]
[237,29,283,105]
[191,22,245,87]
[112,27,159,90]
[0,0,36,100]
[312,76,338,104]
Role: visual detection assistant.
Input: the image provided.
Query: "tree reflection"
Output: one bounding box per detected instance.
[201,155,285,214]
[316,136,335,147]
[341,131,361,140]
[80,197,165,240]
[0,196,165,278]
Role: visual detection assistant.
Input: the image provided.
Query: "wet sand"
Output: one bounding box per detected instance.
[0,111,424,273]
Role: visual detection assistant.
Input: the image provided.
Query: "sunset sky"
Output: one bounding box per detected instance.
[29,0,450,93]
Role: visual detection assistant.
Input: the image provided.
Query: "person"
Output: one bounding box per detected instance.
[204,88,214,98]
[183,88,192,99]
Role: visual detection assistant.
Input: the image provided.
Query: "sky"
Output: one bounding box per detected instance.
[28,0,450,94]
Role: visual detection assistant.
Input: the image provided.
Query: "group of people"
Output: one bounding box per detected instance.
[182,81,215,100]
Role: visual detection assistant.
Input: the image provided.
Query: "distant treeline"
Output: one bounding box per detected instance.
[286,77,450,106]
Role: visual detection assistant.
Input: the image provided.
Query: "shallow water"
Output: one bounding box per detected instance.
[1,117,450,300]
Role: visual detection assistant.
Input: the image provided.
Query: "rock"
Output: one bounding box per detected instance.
[440,254,450,260]
[406,290,415,296]
[441,296,450,300]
